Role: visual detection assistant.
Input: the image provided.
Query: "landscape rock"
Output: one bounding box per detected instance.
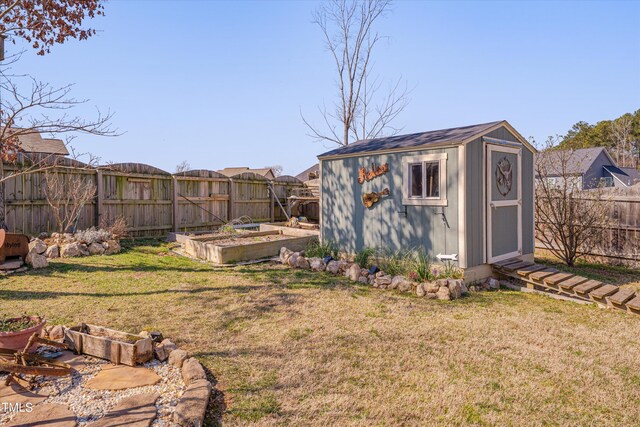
[160,339,178,354]
[173,379,211,427]
[389,276,404,290]
[347,263,361,281]
[426,292,437,299]
[86,365,161,390]
[358,276,369,284]
[181,358,207,386]
[168,349,189,368]
[489,278,500,290]
[28,238,48,254]
[436,286,451,300]
[287,252,299,267]
[104,239,122,255]
[0,382,47,414]
[295,256,310,270]
[90,392,159,427]
[38,232,49,240]
[425,282,439,293]
[337,260,349,274]
[49,325,64,341]
[460,281,469,295]
[375,275,392,287]
[416,283,426,297]
[5,403,75,427]
[60,242,82,258]
[309,257,326,271]
[326,260,340,274]
[44,245,60,258]
[0,259,23,270]
[88,242,106,255]
[448,279,463,299]
[26,252,48,269]
[279,247,293,264]
[63,233,74,243]
[397,278,412,292]
[79,243,90,256]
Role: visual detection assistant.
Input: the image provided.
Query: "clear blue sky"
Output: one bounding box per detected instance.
[15,0,640,176]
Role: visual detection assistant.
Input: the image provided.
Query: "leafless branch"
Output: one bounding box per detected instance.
[301,0,409,146]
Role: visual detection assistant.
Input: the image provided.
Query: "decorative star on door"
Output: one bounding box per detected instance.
[495,157,513,196]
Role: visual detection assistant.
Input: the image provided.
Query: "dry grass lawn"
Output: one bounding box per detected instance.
[2,241,640,426]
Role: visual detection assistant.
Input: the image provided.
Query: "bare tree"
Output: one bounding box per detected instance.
[44,169,97,235]
[265,164,283,177]
[302,0,410,146]
[610,115,634,167]
[534,137,612,266]
[175,160,190,173]
[0,1,115,230]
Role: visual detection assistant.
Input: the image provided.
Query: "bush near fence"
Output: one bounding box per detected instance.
[3,160,306,237]
[536,193,640,264]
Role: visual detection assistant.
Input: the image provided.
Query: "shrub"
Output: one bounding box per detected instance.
[354,247,376,268]
[305,238,338,259]
[409,248,433,282]
[100,216,128,239]
[375,248,412,276]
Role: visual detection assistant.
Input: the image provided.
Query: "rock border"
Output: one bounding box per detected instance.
[39,326,212,427]
[279,247,500,300]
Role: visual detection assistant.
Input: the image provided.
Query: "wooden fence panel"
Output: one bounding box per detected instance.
[230,172,271,222]
[175,170,230,232]
[1,161,312,237]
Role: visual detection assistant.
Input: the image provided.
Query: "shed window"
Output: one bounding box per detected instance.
[402,153,447,206]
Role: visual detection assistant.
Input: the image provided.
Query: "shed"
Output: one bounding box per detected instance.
[318,120,537,282]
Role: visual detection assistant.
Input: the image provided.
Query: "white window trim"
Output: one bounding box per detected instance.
[402,152,448,206]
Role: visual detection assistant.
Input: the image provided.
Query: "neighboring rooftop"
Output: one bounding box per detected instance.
[295,163,319,182]
[0,128,69,155]
[605,165,640,187]
[318,121,508,158]
[217,167,275,179]
[536,147,611,176]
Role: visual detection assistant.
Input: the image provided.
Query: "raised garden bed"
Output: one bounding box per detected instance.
[180,225,318,264]
[64,324,154,366]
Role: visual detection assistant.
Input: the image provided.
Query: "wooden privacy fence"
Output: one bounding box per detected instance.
[2,161,306,237]
[536,194,640,263]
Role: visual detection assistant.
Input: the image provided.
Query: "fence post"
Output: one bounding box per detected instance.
[228,178,234,221]
[172,176,178,232]
[269,181,275,223]
[96,169,104,227]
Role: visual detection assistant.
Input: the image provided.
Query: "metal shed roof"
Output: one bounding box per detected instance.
[318,121,513,159]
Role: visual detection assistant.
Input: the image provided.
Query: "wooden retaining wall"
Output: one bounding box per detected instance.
[2,162,306,237]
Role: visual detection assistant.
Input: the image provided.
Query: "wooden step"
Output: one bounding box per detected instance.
[607,288,635,307]
[516,264,547,277]
[589,284,619,301]
[493,258,522,268]
[558,276,589,291]
[626,296,640,311]
[573,280,603,296]
[529,268,559,281]
[543,273,574,287]
[502,261,534,273]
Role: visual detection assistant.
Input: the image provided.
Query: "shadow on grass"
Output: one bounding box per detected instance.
[0,286,224,300]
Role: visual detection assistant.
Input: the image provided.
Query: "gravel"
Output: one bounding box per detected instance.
[0,355,185,426]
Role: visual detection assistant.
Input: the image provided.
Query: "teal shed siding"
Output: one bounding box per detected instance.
[321,146,459,256]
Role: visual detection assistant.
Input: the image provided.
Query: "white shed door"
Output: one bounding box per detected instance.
[487,144,522,263]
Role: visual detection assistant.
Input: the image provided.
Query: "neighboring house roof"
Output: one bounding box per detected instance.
[218,167,275,179]
[318,120,532,159]
[295,163,319,182]
[0,128,69,155]
[536,147,613,176]
[605,165,640,187]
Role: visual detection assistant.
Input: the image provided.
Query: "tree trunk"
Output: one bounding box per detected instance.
[0,161,7,231]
